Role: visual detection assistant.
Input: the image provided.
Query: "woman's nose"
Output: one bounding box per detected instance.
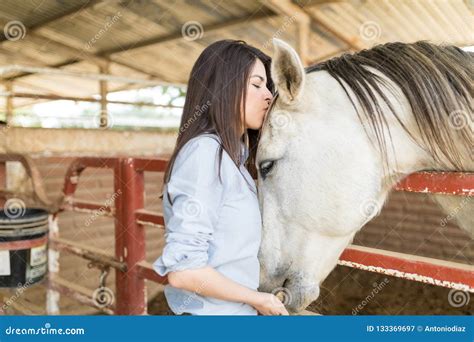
[264,89,273,104]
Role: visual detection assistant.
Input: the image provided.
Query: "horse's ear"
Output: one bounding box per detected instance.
[271,38,305,105]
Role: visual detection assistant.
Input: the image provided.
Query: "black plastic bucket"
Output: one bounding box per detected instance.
[0,208,49,287]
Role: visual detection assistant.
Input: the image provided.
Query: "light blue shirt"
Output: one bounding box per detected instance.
[153,133,262,315]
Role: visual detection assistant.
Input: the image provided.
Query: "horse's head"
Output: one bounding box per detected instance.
[257,38,472,313]
[257,39,390,313]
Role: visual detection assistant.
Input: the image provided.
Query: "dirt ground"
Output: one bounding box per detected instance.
[148,266,473,315]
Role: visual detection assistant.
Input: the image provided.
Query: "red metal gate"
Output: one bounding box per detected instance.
[51,157,169,315]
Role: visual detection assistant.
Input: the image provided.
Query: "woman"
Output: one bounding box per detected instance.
[153,40,289,315]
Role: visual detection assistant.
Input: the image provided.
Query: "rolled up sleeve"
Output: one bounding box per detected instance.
[153,137,226,276]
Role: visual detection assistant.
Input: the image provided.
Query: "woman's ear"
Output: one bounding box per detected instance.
[271,38,305,105]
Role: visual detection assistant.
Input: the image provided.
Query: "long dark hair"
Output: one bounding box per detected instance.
[163,39,274,198]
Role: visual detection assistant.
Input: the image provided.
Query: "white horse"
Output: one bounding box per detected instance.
[257,38,473,313]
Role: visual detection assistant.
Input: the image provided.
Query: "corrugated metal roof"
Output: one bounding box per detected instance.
[0,0,472,108]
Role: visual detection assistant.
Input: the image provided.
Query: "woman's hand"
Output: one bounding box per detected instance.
[250,292,289,315]
[168,267,290,315]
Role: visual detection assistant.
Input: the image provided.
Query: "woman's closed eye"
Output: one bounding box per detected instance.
[252,84,261,89]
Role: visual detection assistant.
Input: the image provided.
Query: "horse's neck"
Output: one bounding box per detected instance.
[366,68,470,179]
[362,76,432,177]
[366,73,474,236]
[384,114,474,236]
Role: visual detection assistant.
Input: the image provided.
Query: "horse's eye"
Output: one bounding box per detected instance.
[259,160,275,179]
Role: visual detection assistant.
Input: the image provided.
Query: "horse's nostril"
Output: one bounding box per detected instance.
[275,290,285,303]
[273,279,292,305]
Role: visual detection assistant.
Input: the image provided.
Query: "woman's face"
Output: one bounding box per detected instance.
[242,59,273,132]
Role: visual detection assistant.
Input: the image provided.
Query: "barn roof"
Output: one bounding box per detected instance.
[0,0,472,108]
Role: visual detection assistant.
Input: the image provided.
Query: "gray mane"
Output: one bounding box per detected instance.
[305,41,472,171]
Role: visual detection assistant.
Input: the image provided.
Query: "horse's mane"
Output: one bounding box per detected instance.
[302,41,472,171]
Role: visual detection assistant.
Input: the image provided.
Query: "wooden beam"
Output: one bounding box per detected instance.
[296,0,345,5]
[0,0,173,83]
[296,20,311,66]
[303,6,365,50]
[307,48,348,65]
[0,0,102,43]
[3,58,81,81]
[1,45,168,86]
[0,92,179,108]
[263,1,310,33]
[1,65,170,86]
[43,30,175,81]
[100,10,276,56]
[263,0,311,65]
[6,10,277,83]
[263,0,360,59]
[99,63,109,128]
[0,127,178,155]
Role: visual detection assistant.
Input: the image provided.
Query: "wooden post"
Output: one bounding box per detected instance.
[0,89,8,202]
[296,20,310,66]
[99,63,109,128]
[0,161,5,207]
[5,81,13,126]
